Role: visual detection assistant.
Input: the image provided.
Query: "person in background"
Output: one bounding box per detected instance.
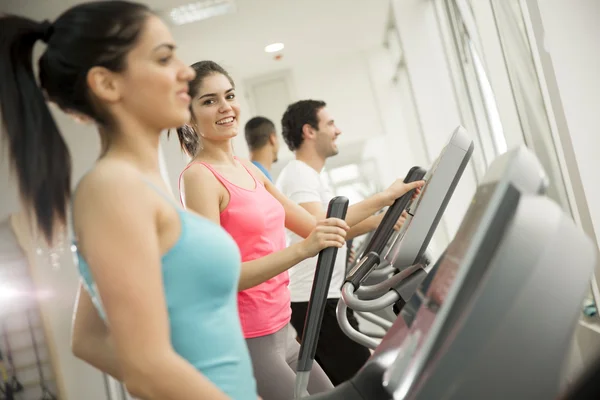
[244,116,280,181]
[277,99,415,386]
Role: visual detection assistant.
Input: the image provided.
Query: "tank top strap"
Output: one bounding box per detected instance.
[140,178,181,210]
[178,162,229,207]
[180,161,257,194]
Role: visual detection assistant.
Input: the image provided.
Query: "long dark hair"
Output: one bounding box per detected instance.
[173,61,235,157]
[0,1,151,243]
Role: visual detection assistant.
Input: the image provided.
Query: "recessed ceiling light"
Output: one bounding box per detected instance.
[264,43,285,53]
[167,0,236,26]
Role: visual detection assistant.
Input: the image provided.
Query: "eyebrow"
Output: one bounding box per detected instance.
[198,87,235,100]
[153,43,176,52]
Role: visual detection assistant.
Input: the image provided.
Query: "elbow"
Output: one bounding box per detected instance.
[71,334,90,361]
[121,353,173,399]
[124,376,153,400]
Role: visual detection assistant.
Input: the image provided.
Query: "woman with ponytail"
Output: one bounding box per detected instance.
[0,3,258,399]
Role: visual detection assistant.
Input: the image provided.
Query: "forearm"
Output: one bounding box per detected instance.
[346,215,379,240]
[239,243,307,291]
[345,193,390,227]
[127,353,230,400]
[73,335,122,380]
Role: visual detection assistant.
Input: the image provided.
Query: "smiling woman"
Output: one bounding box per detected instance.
[173,60,422,400]
[174,60,352,399]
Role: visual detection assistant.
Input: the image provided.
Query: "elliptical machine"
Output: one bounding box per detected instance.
[340,126,474,348]
[296,145,597,399]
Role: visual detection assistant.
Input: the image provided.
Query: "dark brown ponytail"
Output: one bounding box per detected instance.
[0,16,71,243]
[0,1,150,243]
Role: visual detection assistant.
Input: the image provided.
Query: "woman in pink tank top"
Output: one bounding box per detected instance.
[173,61,346,399]
[172,61,423,400]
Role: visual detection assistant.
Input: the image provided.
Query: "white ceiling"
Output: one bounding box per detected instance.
[4,0,389,79]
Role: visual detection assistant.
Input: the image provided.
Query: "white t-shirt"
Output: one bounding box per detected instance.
[276,160,348,302]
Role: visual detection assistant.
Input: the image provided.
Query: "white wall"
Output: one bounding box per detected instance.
[531,0,600,243]
[523,0,600,383]
[0,219,62,400]
[362,48,418,186]
[391,0,478,241]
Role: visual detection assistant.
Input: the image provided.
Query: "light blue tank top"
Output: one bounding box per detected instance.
[251,160,273,182]
[75,182,257,399]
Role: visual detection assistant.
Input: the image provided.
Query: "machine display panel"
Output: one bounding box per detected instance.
[387,182,499,398]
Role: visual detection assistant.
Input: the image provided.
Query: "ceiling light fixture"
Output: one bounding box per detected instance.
[168,0,236,26]
[264,43,285,53]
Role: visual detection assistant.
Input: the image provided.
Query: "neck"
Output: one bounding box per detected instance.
[102,124,162,175]
[250,147,274,171]
[295,145,326,173]
[195,138,236,165]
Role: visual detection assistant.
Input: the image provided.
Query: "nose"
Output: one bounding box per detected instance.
[219,99,233,113]
[181,64,196,82]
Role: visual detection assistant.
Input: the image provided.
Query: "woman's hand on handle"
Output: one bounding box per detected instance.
[394,210,409,232]
[382,180,425,206]
[300,218,350,258]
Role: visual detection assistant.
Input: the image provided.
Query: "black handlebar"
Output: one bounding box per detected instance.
[362,166,426,256]
[297,196,350,373]
[345,251,381,288]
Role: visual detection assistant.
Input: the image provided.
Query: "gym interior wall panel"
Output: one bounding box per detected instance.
[158,142,174,196]
[0,219,61,400]
[244,70,295,169]
[391,0,478,240]
[292,52,384,148]
[524,0,600,380]
[465,0,525,151]
[529,0,600,245]
[362,47,421,177]
[230,82,254,161]
[10,212,109,400]
[160,132,190,201]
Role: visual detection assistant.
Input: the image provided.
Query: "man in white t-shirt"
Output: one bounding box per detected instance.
[276,99,419,385]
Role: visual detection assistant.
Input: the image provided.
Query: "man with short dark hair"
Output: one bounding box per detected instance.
[276,99,413,385]
[244,116,279,181]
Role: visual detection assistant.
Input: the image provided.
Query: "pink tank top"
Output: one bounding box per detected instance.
[178,159,291,338]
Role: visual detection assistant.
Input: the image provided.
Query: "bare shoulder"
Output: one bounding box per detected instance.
[73,161,155,230]
[237,157,267,184]
[181,162,222,191]
[75,161,146,204]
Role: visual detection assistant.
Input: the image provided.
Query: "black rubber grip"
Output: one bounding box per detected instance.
[362,166,426,256]
[344,251,381,288]
[297,196,350,372]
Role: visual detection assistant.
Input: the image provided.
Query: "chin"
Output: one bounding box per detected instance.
[171,110,192,128]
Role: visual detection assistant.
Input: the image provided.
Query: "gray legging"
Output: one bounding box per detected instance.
[246,323,333,400]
